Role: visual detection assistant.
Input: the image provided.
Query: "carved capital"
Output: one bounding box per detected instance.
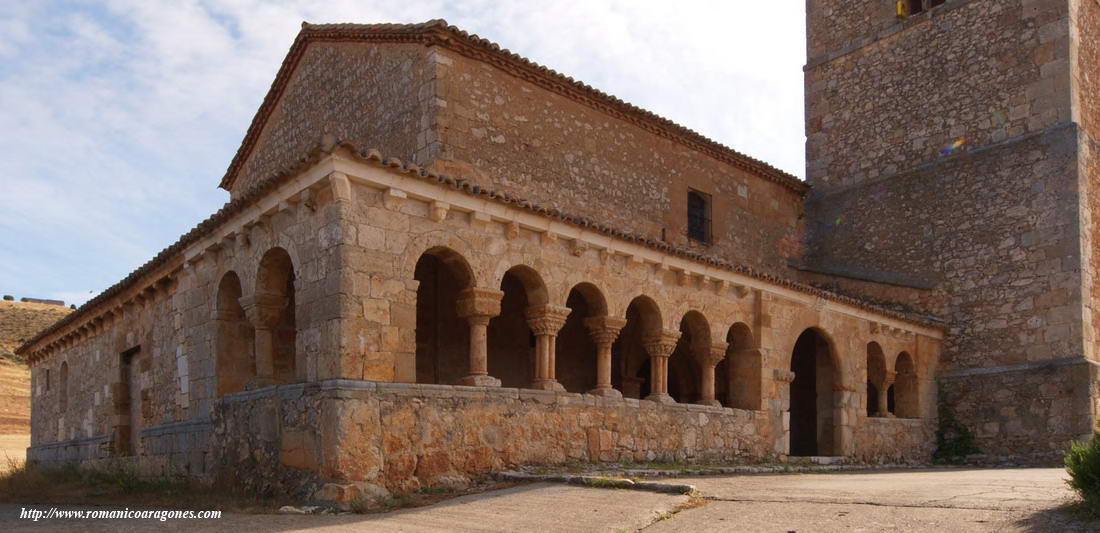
[584,316,628,345]
[456,288,504,320]
[239,292,289,328]
[643,329,681,359]
[702,342,729,366]
[773,369,796,383]
[525,304,571,336]
[882,370,897,386]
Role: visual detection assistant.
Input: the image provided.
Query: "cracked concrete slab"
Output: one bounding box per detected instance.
[663,467,1074,511]
[644,468,1092,532]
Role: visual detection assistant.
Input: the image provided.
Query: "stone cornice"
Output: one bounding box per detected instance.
[218,19,808,196]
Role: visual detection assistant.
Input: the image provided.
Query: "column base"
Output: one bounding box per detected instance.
[874,411,896,419]
[459,375,502,387]
[697,399,721,407]
[530,380,565,392]
[644,392,676,404]
[588,387,622,399]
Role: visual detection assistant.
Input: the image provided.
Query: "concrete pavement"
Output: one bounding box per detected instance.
[1,468,1094,532]
[649,468,1088,532]
[0,482,687,532]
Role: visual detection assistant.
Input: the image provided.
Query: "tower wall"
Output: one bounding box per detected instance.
[804,0,1093,453]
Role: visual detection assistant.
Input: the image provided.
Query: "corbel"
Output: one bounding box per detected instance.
[329,172,352,203]
[382,187,407,211]
[429,200,451,222]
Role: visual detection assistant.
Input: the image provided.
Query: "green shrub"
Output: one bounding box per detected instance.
[1065,430,1100,515]
[932,404,979,463]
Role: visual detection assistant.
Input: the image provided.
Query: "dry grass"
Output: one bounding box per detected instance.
[0,458,284,512]
[0,300,72,355]
[0,300,72,435]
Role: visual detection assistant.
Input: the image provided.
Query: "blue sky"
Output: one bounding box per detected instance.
[0,0,806,307]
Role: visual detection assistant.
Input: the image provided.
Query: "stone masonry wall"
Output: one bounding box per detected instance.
[1074,0,1100,365]
[212,380,935,497]
[806,125,1081,373]
[29,172,348,473]
[432,51,805,276]
[806,0,1071,189]
[939,360,1094,454]
[232,42,439,199]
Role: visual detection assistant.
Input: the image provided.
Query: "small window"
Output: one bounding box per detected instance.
[45,369,51,391]
[60,362,69,412]
[687,189,712,244]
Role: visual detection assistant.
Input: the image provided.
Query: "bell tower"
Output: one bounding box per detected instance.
[802,0,1099,455]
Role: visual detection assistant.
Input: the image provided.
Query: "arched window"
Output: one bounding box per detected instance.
[215,271,255,396]
[895,352,920,418]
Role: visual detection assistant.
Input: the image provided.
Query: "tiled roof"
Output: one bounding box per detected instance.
[218,19,809,195]
[19,141,939,358]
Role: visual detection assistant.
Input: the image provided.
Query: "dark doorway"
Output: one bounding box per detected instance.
[789,329,836,456]
[414,250,472,385]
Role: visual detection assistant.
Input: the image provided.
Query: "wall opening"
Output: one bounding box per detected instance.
[789,328,836,456]
[722,322,761,409]
[114,346,142,457]
[866,341,886,417]
[256,247,298,384]
[59,361,68,413]
[556,283,606,393]
[488,266,545,389]
[615,296,662,399]
[895,351,919,418]
[670,311,708,403]
[215,271,255,396]
[687,189,712,244]
[414,248,474,385]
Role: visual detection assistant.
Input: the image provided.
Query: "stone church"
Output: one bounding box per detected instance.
[17,0,1098,496]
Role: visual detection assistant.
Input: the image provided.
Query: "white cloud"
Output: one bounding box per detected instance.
[0,0,806,301]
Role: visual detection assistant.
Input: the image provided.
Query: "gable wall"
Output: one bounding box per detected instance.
[231,42,440,199]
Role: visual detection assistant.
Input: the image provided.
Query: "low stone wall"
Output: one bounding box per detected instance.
[27,434,109,465]
[852,417,933,463]
[27,419,213,477]
[139,418,213,476]
[211,380,776,495]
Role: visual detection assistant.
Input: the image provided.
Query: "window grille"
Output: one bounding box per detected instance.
[687,189,712,244]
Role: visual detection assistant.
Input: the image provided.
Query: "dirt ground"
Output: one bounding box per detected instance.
[0,467,1091,532]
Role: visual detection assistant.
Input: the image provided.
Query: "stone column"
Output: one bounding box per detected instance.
[456,288,505,387]
[583,316,628,398]
[773,369,796,455]
[240,292,288,387]
[697,342,728,407]
[525,304,572,391]
[642,329,681,403]
[876,370,896,418]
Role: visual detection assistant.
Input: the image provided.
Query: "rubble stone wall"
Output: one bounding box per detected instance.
[431,51,805,275]
[806,0,1071,189]
[233,42,439,198]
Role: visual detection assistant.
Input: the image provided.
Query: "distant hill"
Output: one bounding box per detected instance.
[0,300,72,359]
[0,300,72,435]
